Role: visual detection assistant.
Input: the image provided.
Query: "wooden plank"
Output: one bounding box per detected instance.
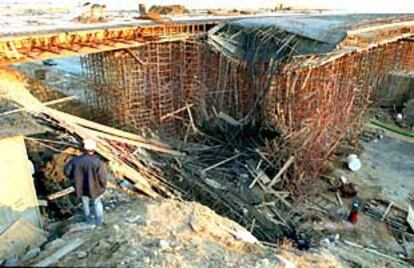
[268,156,295,188]
[49,109,170,149]
[344,240,409,265]
[87,128,183,156]
[255,149,276,169]
[161,103,194,121]
[407,205,414,232]
[336,191,344,208]
[200,153,242,176]
[0,96,77,117]
[381,201,393,221]
[47,186,75,201]
[43,108,158,198]
[185,104,198,133]
[249,170,271,189]
[34,238,84,267]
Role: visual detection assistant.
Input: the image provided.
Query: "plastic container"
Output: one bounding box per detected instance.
[347,154,361,171]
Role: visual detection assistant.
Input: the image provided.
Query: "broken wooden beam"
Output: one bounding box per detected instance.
[381,201,393,221]
[336,191,344,208]
[200,153,242,176]
[268,156,295,188]
[47,109,180,155]
[47,186,75,201]
[249,170,271,189]
[87,128,183,156]
[161,103,194,121]
[0,96,77,117]
[42,108,158,198]
[34,238,84,267]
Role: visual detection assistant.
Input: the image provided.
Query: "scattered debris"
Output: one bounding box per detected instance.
[224,227,261,245]
[0,9,413,268]
[23,193,341,267]
[0,218,47,260]
[339,181,358,198]
[76,251,87,259]
[47,186,75,201]
[22,247,41,262]
[364,199,413,233]
[158,240,171,251]
[343,240,410,265]
[65,223,96,234]
[126,215,143,224]
[34,238,84,267]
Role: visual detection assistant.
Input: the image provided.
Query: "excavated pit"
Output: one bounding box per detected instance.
[17,31,414,245]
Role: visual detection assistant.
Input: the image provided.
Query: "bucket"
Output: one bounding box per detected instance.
[346,154,361,171]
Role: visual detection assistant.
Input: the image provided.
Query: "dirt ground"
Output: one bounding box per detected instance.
[335,128,414,208]
[355,137,414,206]
[320,124,414,267]
[23,189,340,267]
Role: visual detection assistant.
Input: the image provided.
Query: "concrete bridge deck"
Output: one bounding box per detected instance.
[2,14,414,66]
[0,19,219,66]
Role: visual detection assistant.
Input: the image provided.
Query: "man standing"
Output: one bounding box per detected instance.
[64,139,107,225]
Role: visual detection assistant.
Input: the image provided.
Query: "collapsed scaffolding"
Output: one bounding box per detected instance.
[2,13,414,263]
[80,17,414,195]
[74,16,414,242]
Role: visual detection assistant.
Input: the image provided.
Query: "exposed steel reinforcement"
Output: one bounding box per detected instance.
[266,40,414,192]
[81,38,414,193]
[81,40,254,132]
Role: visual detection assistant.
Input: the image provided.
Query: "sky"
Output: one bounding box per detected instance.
[4,0,414,13]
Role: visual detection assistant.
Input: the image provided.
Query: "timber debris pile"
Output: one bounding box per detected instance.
[0,10,414,268]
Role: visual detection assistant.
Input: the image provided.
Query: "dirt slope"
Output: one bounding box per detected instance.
[25,189,340,267]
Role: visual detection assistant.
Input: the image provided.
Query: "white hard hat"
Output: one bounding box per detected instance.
[83,139,97,151]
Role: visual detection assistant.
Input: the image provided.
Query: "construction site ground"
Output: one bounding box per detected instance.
[9,60,413,268]
[340,134,414,207]
[24,189,340,268]
[1,4,414,268]
[323,127,414,267]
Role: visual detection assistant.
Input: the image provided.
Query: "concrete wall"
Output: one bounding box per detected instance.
[0,135,42,234]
